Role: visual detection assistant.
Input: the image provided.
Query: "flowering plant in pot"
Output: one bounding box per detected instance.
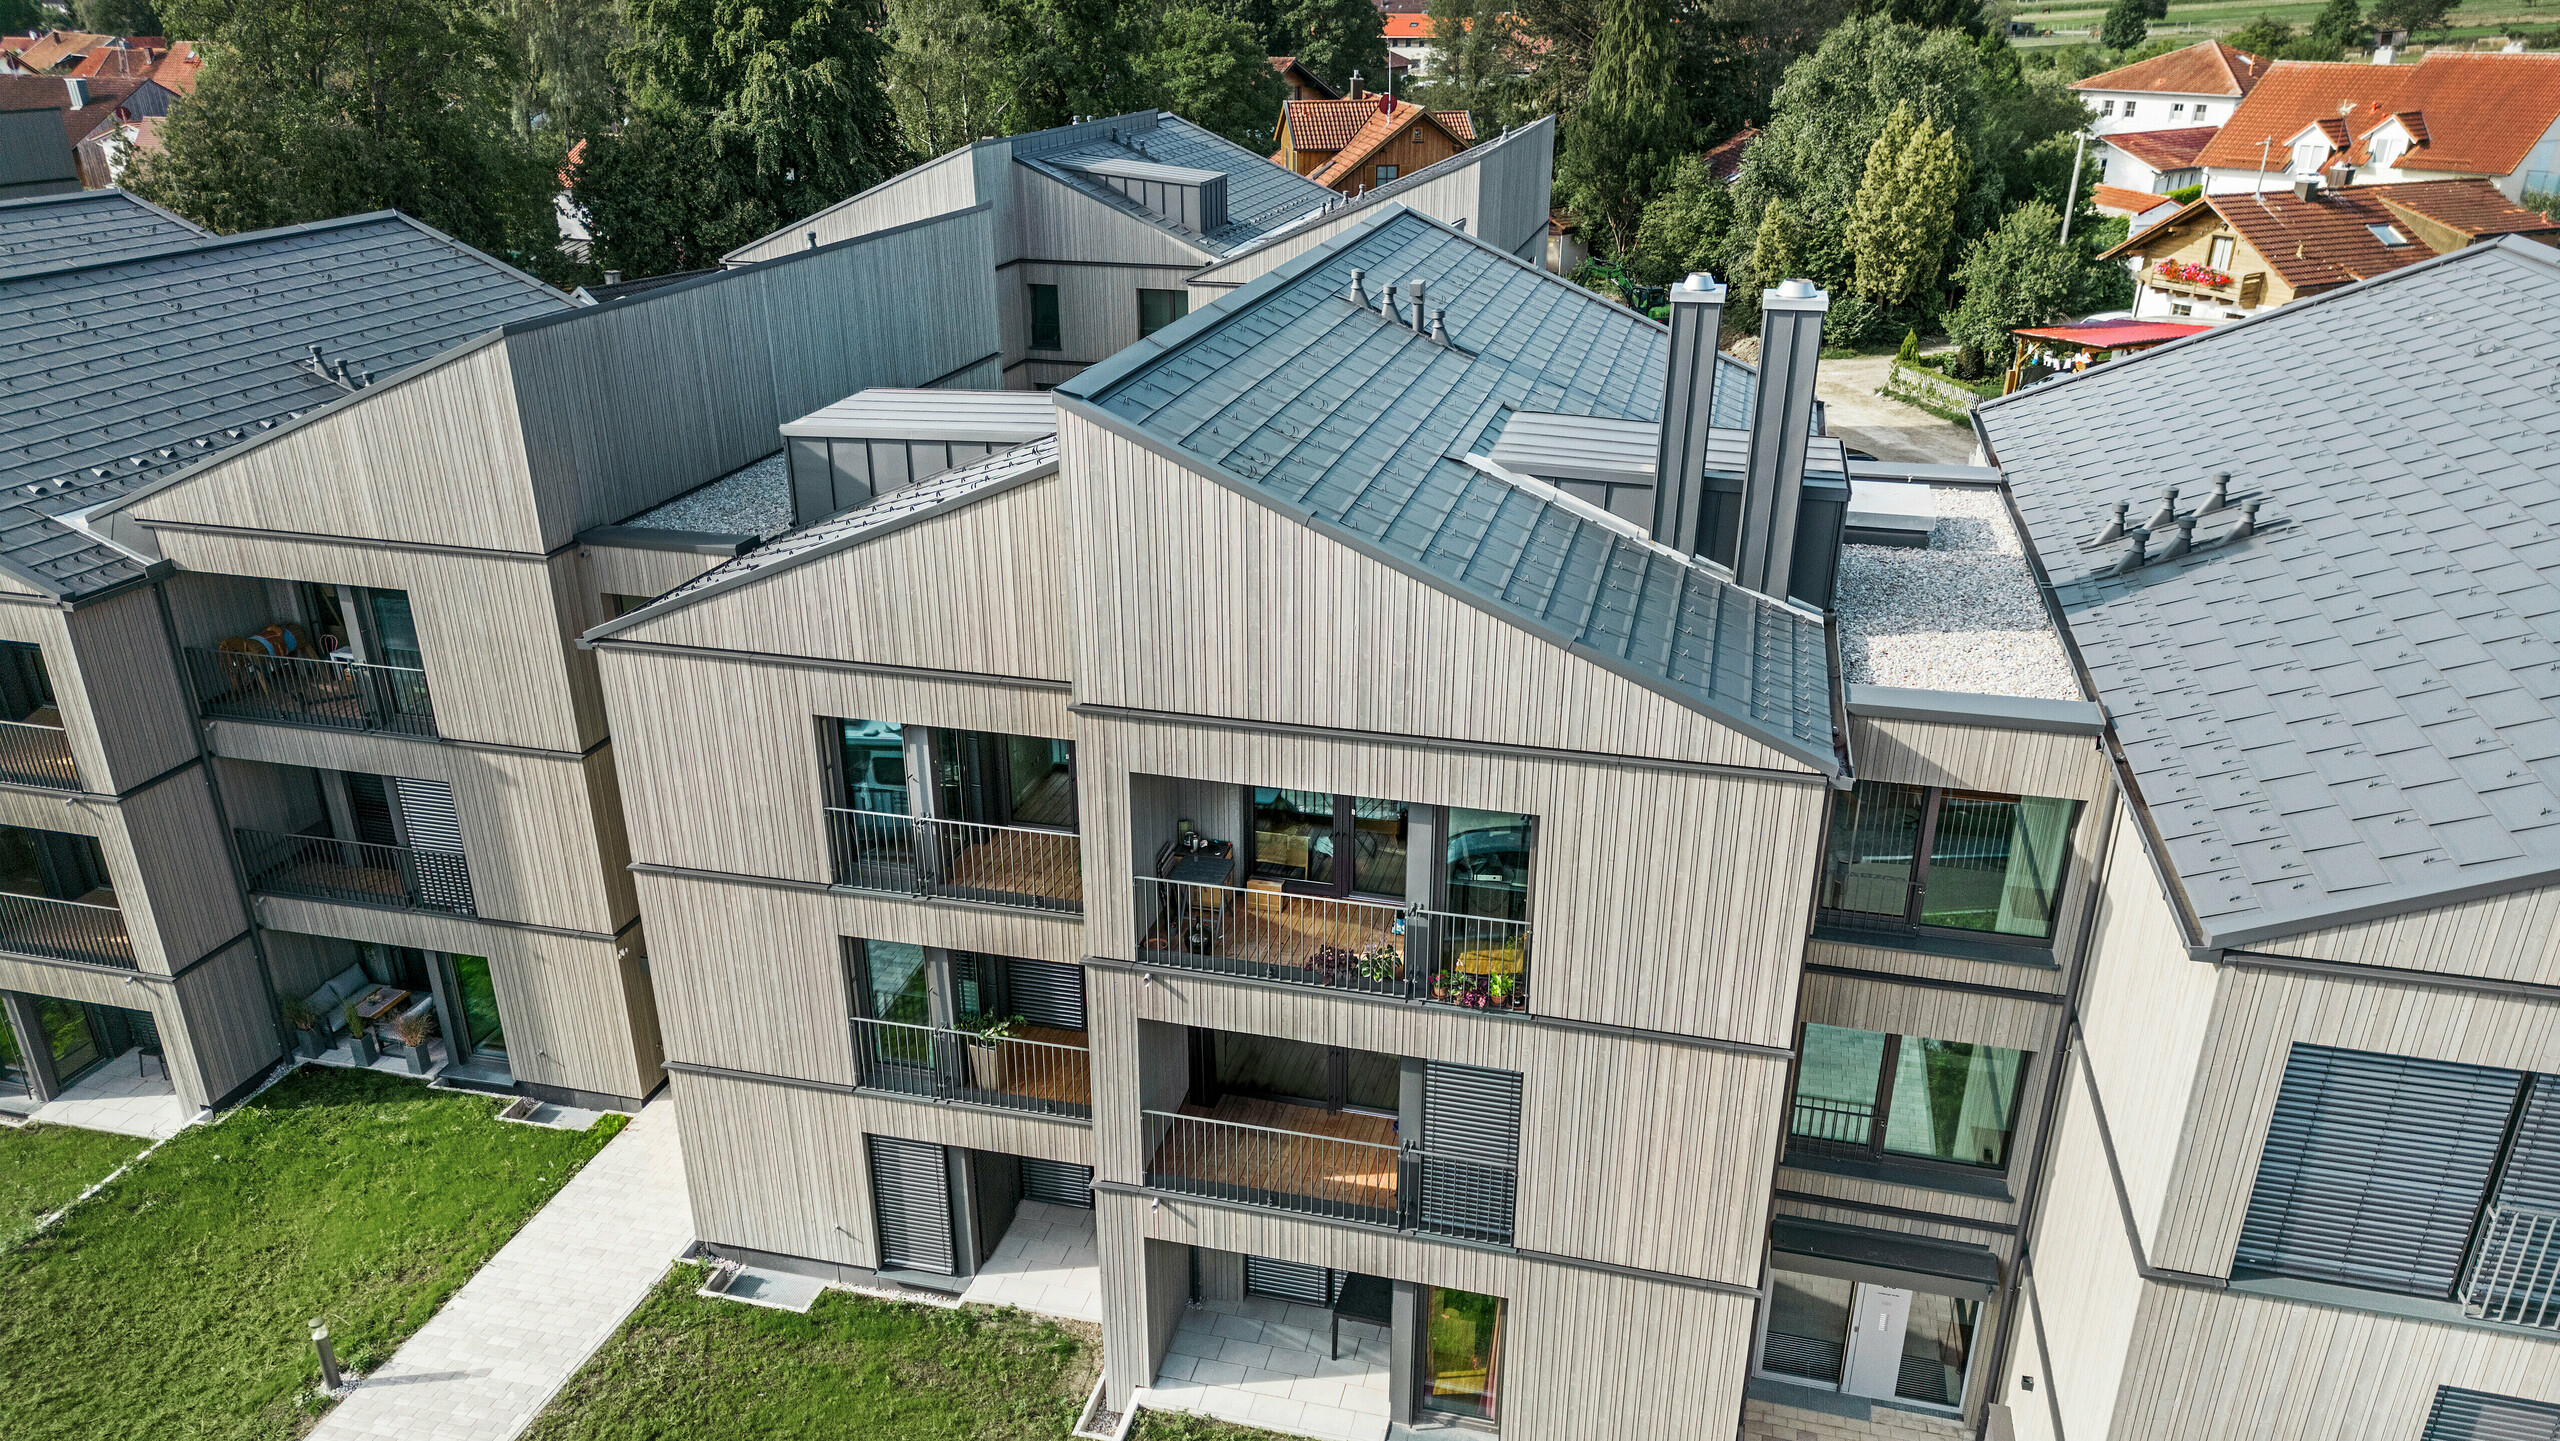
[392,1010,436,1074]
[280,995,322,1057]
[343,1000,377,1065]
[1354,941,1402,984]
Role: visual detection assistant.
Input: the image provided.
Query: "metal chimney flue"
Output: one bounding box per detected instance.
[1649,271,1727,556]
[1734,278,1828,602]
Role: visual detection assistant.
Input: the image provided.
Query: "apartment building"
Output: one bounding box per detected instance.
[586,204,2104,1437]
[1978,236,2560,1439]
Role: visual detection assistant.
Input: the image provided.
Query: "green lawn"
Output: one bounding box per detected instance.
[1130,1412,1297,1440]
[0,1066,624,1441]
[0,1120,146,1245]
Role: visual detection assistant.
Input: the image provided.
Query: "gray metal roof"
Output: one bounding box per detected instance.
[1212,118,1555,269]
[1978,236,2560,949]
[781,388,1056,443]
[1059,206,1841,774]
[0,189,206,272]
[0,211,567,598]
[0,109,77,195]
[1015,113,1338,252]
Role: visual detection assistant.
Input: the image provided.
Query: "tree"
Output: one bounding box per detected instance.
[884,0,1010,156]
[1945,200,2123,374]
[2221,14,2295,54]
[2369,0,2452,33]
[1846,101,1966,304]
[74,0,161,34]
[1149,0,1289,147]
[986,0,1148,130]
[481,0,628,143]
[1414,0,1520,123]
[0,0,47,30]
[2305,0,2362,47]
[1631,153,1736,283]
[1272,0,1391,100]
[1753,195,1799,282]
[2098,0,2146,49]
[1556,0,1687,257]
[130,0,572,283]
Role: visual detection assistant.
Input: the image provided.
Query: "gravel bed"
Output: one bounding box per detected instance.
[621,451,792,539]
[1834,487,2081,700]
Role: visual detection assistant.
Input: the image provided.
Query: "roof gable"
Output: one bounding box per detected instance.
[1017,113,1335,251]
[1310,102,1469,188]
[2105,125,2217,171]
[2072,40,2264,98]
[2201,54,2560,177]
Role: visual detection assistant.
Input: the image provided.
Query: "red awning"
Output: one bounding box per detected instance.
[2012,320,2213,347]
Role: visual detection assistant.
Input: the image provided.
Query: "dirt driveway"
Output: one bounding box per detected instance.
[1813,353,1982,465]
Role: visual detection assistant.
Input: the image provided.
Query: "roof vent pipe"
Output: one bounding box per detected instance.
[2292,175,2318,202]
[603,270,622,286]
[1348,268,1368,308]
[2144,487,2179,532]
[1734,278,1828,602]
[2198,472,2230,515]
[1408,279,1427,335]
[2159,513,2196,562]
[806,231,818,249]
[2228,500,2261,542]
[1381,282,1398,325]
[2110,527,2150,576]
[1650,271,1728,556]
[1430,310,1447,345]
[2092,500,2128,546]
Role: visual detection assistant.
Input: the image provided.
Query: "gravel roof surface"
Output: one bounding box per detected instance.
[1835,486,2081,700]
[621,451,791,539]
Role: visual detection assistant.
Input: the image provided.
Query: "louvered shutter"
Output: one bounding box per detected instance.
[1244,1255,1337,1305]
[1007,958,1086,1030]
[1419,1060,1523,1244]
[868,1135,956,1274]
[391,777,474,913]
[2235,1044,2522,1297]
[2494,1078,2560,1210]
[2423,1387,2560,1441]
[1021,1158,1094,1208]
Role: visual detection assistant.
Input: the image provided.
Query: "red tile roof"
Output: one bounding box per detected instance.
[2111,179,2558,293]
[2071,40,2266,98]
[69,45,159,79]
[14,30,110,73]
[1268,55,1338,99]
[2197,54,2560,179]
[0,72,146,144]
[1385,12,1432,37]
[1434,110,1474,143]
[2093,183,2176,216]
[1310,100,1470,187]
[1286,96,1385,153]
[2105,125,2217,171]
[1703,125,1759,182]
[148,40,200,96]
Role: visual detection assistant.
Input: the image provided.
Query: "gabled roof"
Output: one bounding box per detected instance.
[13,31,110,74]
[1268,56,1338,99]
[0,213,567,598]
[0,187,205,269]
[2115,181,2559,293]
[1978,237,2560,949]
[1284,97,1384,153]
[147,41,199,96]
[2105,125,2217,172]
[1702,126,1758,183]
[2071,40,2265,98]
[68,45,157,79]
[0,108,77,192]
[1311,101,1469,187]
[2197,54,2560,178]
[1386,12,1432,38]
[1207,116,1559,277]
[0,73,147,145]
[1059,206,1840,773]
[1435,111,1475,144]
[2093,183,2176,218]
[1014,112,1336,251]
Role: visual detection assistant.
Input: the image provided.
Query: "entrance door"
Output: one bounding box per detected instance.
[1761,1269,1979,1412]
[1840,1285,1912,1399]
[442,953,506,1063]
[0,1005,27,1097]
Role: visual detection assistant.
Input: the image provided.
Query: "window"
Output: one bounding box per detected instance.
[1820,782,2078,942]
[1376,164,1399,183]
[1791,1024,2028,1171]
[2170,303,2193,316]
[1250,789,1409,897]
[933,727,1076,830]
[2294,141,2328,175]
[1028,283,1061,350]
[2171,103,2185,117]
[2206,234,2235,272]
[2367,222,2413,247]
[2101,99,2115,116]
[2122,101,2135,117]
[1421,1287,1504,1421]
[2195,105,2210,121]
[1137,288,1189,338]
[837,719,908,813]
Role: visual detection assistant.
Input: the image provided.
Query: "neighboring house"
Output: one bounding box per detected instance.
[67,44,161,81]
[0,108,77,199]
[2107,178,2558,322]
[1385,10,1433,75]
[585,203,2089,1438]
[1267,55,1338,105]
[2098,124,2215,196]
[2197,52,2560,198]
[1703,124,1759,183]
[2092,183,2176,224]
[5,30,112,74]
[2070,39,2265,136]
[1977,233,2560,1441]
[147,41,199,97]
[1276,89,1473,196]
[0,75,176,190]
[1547,208,1586,274]
[75,112,160,188]
[713,109,1539,400]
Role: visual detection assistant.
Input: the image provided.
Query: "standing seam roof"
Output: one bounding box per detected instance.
[0,188,206,271]
[1018,114,1337,251]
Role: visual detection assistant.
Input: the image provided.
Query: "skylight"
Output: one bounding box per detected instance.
[2367,223,2413,247]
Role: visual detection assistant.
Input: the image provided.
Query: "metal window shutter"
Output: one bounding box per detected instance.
[1021,1158,1093,1208]
[2424,1387,2560,1441]
[868,1135,956,1274]
[1244,1255,1338,1305]
[1007,958,1086,1031]
[2235,1043,2522,1297]
[2494,1077,2560,1211]
[1420,1060,1523,1242]
[390,777,474,913]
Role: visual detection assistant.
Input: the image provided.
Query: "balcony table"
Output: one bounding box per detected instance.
[354,985,411,1023]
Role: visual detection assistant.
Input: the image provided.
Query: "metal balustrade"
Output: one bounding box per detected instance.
[849,1016,1091,1119]
[2465,1203,2560,1330]
[1132,877,1531,1012]
[825,807,1082,913]
[0,718,77,790]
[1141,1108,1519,1243]
[0,889,132,969]
[1789,1095,1877,1149]
[186,647,436,738]
[237,828,475,916]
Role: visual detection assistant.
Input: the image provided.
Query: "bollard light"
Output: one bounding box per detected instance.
[310,1317,342,1392]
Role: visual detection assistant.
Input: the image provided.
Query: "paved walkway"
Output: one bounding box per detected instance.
[11,1046,197,1138]
[1144,1294,1392,1441]
[958,1199,1102,1322]
[312,1094,692,1441]
[1742,1396,1976,1441]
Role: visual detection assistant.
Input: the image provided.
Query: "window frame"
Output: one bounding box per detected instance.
[1786,1024,2032,1179]
[1028,282,1062,351]
[1136,287,1189,339]
[1245,787,1413,903]
[1817,783,2082,949]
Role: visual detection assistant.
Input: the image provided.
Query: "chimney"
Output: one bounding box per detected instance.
[1734,279,1830,605]
[2292,175,2318,202]
[2374,43,2395,63]
[1348,72,1365,100]
[1650,271,1728,556]
[2325,160,2353,190]
[62,76,85,107]
[603,270,622,286]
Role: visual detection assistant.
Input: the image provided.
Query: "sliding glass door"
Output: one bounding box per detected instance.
[1421,1287,1504,1423]
[442,953,505,1063]
[1759,1268,1977,1412]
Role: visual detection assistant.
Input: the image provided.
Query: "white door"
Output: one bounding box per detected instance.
[1839,1284,1911,1400]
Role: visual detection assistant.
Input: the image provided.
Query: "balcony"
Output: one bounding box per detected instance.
[186,647,436,739]
[1141,1102,1518,1243]
[0,889,132,969]
[238,828,476,916]
[0,718,77,791]
[850,1016,1091,1119]
[2464,1203,2560,1330]
[825,807,1082,914]
[1132,877,1530,1012]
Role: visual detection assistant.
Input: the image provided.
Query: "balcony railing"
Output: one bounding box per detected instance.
[186,647,436,738]
[1789,1095,1877,1150]
[825,807,1082,913]
[1132,878,1530,1012]
[0,718,77,790]
[237,828,475,916]
[0,889,132,969]
[2464,1203,2560,1330]
[850,1016,1091,1119]
[1141,1108,1518,1243]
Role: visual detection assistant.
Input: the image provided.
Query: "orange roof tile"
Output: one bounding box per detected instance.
[1434,110,1474,143]
[1385,13,1432,37]
[148,40,200,96]
[1285,96,1383,153]
[2105,125,2217,171]
[2199,54,2560,179]
[2071,40,2266,98]
[2110,180,2556,293]
[1309,100,1470,187]
[1703,125,1759,182]
[2093,183,2176,216]
[15,30,110,73]
[69,45,158,79]
[2194,62,2409,171]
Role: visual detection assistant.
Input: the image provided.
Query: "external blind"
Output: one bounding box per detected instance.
[2494,1077,2560,1211]
[1006,958,1086,1031]
[1419,1060,1523,1244]
[1021,1158,1093,1208]
[868,1135,956,1275]
[391,777,474,913]
[1244,1255,1339,1305]
[2235,1043,2523,1297]
[2424,1387,2560,1441]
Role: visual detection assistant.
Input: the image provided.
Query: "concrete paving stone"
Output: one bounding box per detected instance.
[1187,1358,1250,1387]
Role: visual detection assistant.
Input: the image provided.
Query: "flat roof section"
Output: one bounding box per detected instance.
[1065,155,1226,187]
[1833,485,2079,702]
[782,389,1058,445]
[618,451,792,540]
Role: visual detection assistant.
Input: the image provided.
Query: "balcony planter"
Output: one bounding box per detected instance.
[962,1016,1021,1090]
[392,1010,436,1075]
[280,996,323,1058]
[343,1001,377,1066]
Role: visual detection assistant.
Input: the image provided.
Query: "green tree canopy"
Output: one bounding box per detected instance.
[1260,0,1389,99]
[1149,0,1289,147]
[1753,195,1799,282]
[482,0,628,143]
[2098,0,2146,49]
[1630,154,1737,283]
[2306,0,2363,48]
[1556,0,1687,256]
[1413,0,1521,124]
[883,0,1009,156]
[1846,101,1966,304]
[2220,15,2294,55]
[2369,0,2452,33]
[986,0,1149,130]
[1945,199,2127,372]
[73,0,161,35]
[0,0,47,32]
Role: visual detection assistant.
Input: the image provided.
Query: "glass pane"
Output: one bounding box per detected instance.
[1883,1038,2026,1169]
[1215,1032,1335,1107]
[1253,788,1334,883]
[1918,793,2075,938]
[1422,1287,1503,1419]
[1349,796,1408,896]
[1895,1293,1978,1406]
[1793,1024,1887,1149]
[449,954,504,1053]
[1823,782,1924,918]
[1138,289,1189,338]
[1763,1271,1852,1384]
[0,825,108,902]
[1029,284,1061,349]
[1445,809,1532,920]
[1006,736,1077,829]
[365,589,422,669]
[862,942,932,1026]
[839,720,906,812]
[0,641,53,724]
[0,1007,22,1087]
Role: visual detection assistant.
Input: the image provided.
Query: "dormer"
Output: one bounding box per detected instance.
[2286,119,2349,177]
[2359,111,2428,172]
[1062,154,1229,236]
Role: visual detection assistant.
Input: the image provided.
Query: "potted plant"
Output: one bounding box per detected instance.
[280,995,321,1058]
[392,1010,436,1075]
[1354,941,1402,985]
[343,1000,377,1066]
[961,1015,1020,1090]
